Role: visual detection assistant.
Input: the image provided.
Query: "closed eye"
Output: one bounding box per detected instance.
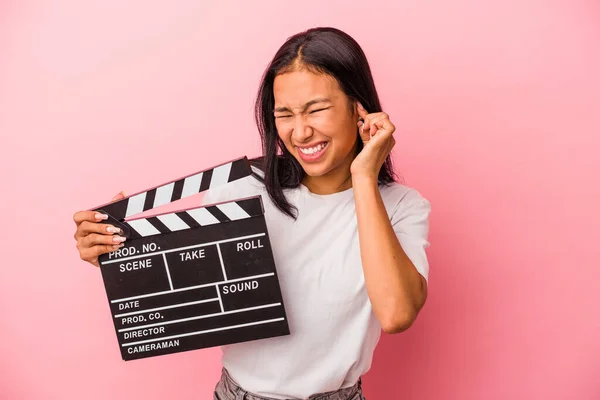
[274,106,330,119]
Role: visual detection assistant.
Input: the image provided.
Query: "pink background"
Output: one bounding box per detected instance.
[1,1,599,399]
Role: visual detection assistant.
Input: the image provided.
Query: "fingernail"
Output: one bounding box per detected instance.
[107,227,124,235]
[95,213,108,220]
[106,226,123,235]
[357,102,364,109]
[112,243,125,249]
[113,236,126,243]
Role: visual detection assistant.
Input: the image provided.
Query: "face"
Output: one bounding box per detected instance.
[273,69,359,181]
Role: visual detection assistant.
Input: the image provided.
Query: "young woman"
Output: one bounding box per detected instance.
[73,27,431,400]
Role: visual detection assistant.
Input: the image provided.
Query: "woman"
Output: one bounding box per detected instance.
[73,27,431,400]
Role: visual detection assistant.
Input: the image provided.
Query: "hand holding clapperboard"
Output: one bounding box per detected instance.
[88,156,289,361]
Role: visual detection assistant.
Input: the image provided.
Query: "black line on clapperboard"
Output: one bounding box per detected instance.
[171,178,185,201]
[199,168,213,192]
[205,205,231,223]
[236,198,263,216]
[174,211,201,229]
[145,216,170,235]
[143,190,156,212]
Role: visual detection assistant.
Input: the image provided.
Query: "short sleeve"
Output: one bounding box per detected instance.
[390,190,431,282]
[200,184,228,206]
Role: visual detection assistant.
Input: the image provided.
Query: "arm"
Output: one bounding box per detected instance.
[351,101,430,333]
[353,176,429,334]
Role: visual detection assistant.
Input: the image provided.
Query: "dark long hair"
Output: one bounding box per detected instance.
[250,27,397,219]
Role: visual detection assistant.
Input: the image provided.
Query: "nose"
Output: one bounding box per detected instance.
[291,115,313,144]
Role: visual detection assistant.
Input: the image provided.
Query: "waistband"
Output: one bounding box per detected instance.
[215,367,362,400]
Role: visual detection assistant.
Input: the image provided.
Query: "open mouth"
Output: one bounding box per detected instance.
[296,142,328,161]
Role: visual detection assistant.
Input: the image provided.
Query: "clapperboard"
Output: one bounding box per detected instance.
[90,156,289,361]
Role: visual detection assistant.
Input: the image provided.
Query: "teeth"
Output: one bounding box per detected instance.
[299,143,326,155]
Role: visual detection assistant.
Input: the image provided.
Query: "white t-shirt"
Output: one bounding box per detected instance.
[202,167,431,399]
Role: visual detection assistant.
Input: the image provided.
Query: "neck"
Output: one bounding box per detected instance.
[302,172,352,195]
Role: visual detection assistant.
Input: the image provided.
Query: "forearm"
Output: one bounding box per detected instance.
[352,176,427,333]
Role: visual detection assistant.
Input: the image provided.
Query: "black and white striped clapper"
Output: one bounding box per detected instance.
[90,156,289,361]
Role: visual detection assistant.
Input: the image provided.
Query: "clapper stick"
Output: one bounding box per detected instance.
[91,156,253,238]
[88,156,290,361]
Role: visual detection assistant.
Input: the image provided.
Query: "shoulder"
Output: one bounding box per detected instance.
[379,181,431,221]
[380,181,430,208]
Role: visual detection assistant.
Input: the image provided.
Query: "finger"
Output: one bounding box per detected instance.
[77,220,123,238]
[83,233,127,248]
[366,113,388,136]
[380,117,395,135]
[73,210,109,225]
[362,117,377,139]
[356,101,369,120]
[372,116,396,139]
[367,113,388,126]
[362,115,379,139]
[366,124,395,148]
[362,112,385,136]
[358,120,371,142]
[359,117,386,142]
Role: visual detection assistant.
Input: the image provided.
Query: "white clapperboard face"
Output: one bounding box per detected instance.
[90,156,289,361]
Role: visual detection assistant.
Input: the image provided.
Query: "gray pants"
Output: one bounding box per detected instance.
[214,368,366,400]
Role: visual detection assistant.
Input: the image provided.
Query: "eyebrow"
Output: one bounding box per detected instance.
[273,97,331,114]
